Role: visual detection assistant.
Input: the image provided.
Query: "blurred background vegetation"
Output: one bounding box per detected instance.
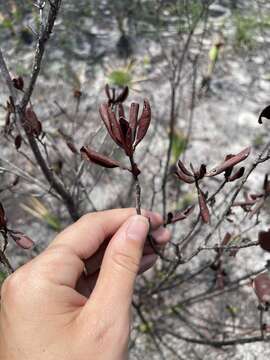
[1,0,270,82]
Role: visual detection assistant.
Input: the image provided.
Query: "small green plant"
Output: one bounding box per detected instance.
[171,130,187,164]
[108,69,133,88]
[106,59,149,89]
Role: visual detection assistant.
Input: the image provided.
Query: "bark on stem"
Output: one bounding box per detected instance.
[129,156,170,261]
[129,155,141,215]
[26,132,79,221]
[0,250,14,274]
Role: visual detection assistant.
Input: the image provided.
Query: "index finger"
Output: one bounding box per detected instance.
[49,208,163,260]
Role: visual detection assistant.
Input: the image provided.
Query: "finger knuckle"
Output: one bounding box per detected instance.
[37,245,77,274]
[80,212,97,223]
[1,269,26,301]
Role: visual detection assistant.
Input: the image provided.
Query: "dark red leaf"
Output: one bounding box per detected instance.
[183,204,195,217]
[134,99,151,147]
[58,129,78,154]
[198,188,210,224]
[167,205,195,224]
[263,174,270,194]
[219,233,237,257]
[12,76,24,91]
[206,147,251,177]
[167,212,174,224]
[125,126,133,156]
[9,231,34,249]
[111,88,116,102]
[99,103,115,140]
[73,89,82,99]
[0,201,7,229]
[259,229,270,252]
[119,117,129,137]
[115,86,129,104]
[129,102,139,134]
[24,108,42,137]
[105,84,112,101]
[249,193,264,200]
[224,154,234,178]
[80,146,120,168]
[12,176,20,187]
[168,212,187,224]
[253,273,270,305]
[175,163,195,184]
[198,164,207,179]
[190,163,197,177]
[108,107,124,147]
[15,135,22,150]
[119,118,133,156]
[221,232,232,247]
[177,160,193,177]
[118,103,125,118]
[258,105,270,124]
[228,167,245,182]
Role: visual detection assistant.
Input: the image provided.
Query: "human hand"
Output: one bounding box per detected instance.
[0,208,171,360]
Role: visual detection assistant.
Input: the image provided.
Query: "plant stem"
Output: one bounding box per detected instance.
[20,0,63,111]
[129,155,141,215]
[161,82,176,219]
[129,155,170,261]
[0,250,14,274]
[25,132,79,221]
[134,179,141,215]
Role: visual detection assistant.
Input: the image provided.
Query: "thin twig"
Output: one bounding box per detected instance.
[0,49,17,101]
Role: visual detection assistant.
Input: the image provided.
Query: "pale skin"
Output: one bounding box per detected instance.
[0,208,171,360]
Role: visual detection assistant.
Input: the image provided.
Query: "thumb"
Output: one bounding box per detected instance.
[88,215,149,312]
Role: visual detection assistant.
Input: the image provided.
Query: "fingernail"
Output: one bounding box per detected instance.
[126,215,149,241]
